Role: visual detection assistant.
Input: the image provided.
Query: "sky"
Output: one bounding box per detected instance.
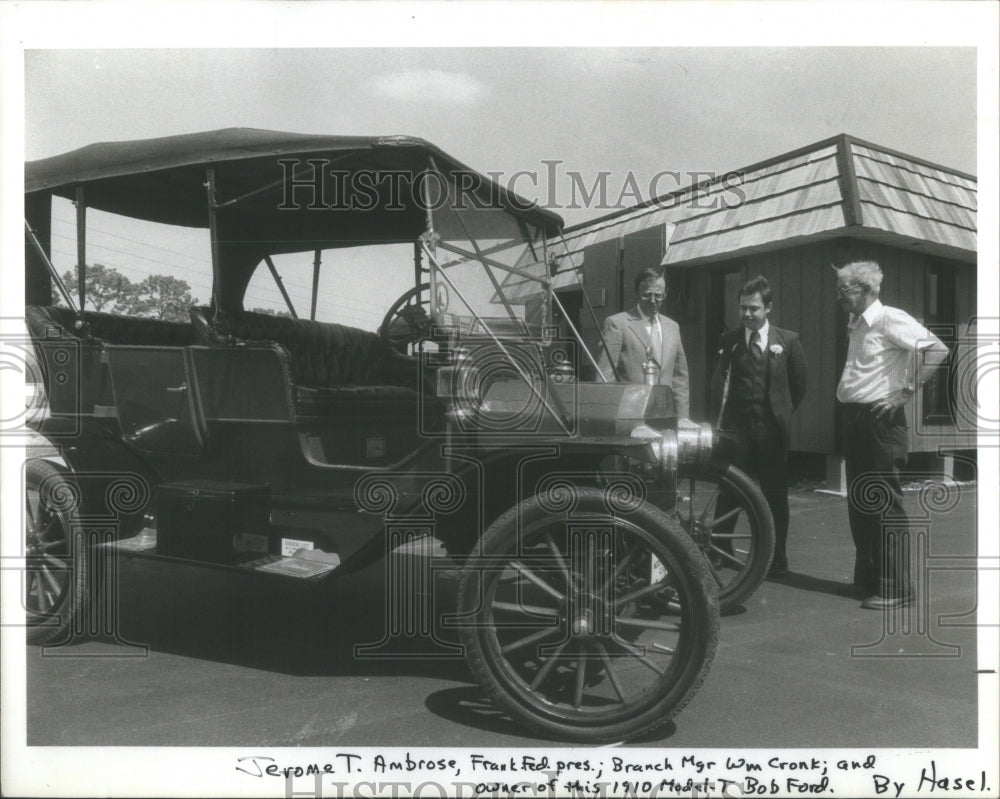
[17,45,982,327]
[25,46,979,217]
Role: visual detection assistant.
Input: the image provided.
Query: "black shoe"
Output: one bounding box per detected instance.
[861,592,915,610]
[767,566,790,580]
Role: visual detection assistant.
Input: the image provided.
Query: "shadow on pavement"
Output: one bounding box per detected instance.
[778,571,858,599]
[45,554,477,684]
[423,686,680,745]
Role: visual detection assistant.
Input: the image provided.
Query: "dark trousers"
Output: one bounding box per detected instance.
[841,403,911,597]
[718,407,790,571]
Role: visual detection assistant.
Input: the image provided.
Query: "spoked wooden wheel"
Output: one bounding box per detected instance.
[675,463,774,612]
[458,487,718,743]
[23,459,86,645]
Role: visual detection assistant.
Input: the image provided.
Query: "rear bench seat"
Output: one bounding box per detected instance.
[24,305,199,419]
[189,307,421,416]
[25,305,197,346]
[25,305,424,419]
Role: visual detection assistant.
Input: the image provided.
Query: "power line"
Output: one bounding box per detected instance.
[52,247,380,326]
[51,232,390,311]
[52,217,208,262]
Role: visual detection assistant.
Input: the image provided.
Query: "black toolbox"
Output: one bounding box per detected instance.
[156,481,270,563]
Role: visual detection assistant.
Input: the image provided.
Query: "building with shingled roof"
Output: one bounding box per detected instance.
[537,134,977,486]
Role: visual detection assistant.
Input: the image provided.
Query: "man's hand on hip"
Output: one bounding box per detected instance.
[873,387,914,419]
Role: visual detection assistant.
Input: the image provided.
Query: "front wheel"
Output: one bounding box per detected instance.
[675,463,775,612]
[457,486,718,743]
[23,458,87,645]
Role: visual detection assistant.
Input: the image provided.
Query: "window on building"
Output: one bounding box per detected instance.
[923,261,957,426]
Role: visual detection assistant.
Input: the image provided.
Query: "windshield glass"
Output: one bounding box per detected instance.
[428,201,552,340]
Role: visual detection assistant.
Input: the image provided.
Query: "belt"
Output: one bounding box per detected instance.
[840,400,904,423]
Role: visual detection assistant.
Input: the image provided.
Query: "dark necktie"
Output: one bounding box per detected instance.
[749,330,762,361]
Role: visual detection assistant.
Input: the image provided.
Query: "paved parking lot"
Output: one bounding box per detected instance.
[23,484,980,748]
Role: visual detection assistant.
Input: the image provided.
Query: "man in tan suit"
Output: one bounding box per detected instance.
[596,267,690,419]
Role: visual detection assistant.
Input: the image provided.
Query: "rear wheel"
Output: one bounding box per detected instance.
[23,459,86,645]
[458,486,718,743]
[675,463,775,612]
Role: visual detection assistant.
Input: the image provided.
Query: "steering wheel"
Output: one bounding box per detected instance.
[379,283,431,353]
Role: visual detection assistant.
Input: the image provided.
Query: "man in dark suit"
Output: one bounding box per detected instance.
[710,276,807,578]
[597,267,690,419]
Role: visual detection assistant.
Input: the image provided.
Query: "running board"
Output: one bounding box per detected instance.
[100,529,341,580]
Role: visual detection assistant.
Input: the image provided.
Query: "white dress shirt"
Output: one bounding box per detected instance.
[640,310,662,362]
[836,300,942,404]
[745,320,769,353]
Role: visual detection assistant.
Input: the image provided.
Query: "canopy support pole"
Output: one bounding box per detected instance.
[264,256,298,318]
[413,242,423,288]
[205,168,222,312]
[434,240,551,285]
[25,220,77,312]
[74,187,86,313]
[310,250,321,321]
[551,291,607,381]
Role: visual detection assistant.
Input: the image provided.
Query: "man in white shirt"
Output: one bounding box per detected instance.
[836,259,949,610]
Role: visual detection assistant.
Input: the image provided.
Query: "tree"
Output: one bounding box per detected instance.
[249,307,293,318]
[56,264,199,322]
[131,274,200,323]
[58,263,137,313]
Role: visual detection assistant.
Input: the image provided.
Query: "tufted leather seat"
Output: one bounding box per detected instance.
[25,305,197,346]
[189,307,424,417]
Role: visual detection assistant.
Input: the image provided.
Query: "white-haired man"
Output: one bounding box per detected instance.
[836,259,948,610]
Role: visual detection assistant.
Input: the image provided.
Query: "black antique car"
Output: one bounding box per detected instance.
[21,129,772,742]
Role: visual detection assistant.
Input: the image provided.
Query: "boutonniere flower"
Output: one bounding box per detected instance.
[769,344,784,356]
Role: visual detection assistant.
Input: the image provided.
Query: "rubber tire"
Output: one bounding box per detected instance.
[458,487,719,743]
[677,463,775,612]
[23,458,87,645]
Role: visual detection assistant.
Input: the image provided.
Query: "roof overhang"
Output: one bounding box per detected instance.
[664,226,977,269]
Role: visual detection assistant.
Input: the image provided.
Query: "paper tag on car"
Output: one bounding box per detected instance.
[650,554,667,584]
[281,538,314,557]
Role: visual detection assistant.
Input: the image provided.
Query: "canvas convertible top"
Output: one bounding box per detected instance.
[25,128,563,248]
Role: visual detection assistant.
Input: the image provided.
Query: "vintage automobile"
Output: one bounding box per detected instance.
[21,129,772,742]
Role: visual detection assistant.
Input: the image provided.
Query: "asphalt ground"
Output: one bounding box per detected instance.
[23,485,980,749]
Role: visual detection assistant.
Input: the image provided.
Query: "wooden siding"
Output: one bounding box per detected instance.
[680,239,978,455]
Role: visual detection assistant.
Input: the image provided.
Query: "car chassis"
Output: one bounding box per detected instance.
[21,129,773,742]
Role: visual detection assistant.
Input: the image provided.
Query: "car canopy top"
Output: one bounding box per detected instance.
[26,128,562,309]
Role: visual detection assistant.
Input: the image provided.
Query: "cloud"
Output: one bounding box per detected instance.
[370,70,484,104]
